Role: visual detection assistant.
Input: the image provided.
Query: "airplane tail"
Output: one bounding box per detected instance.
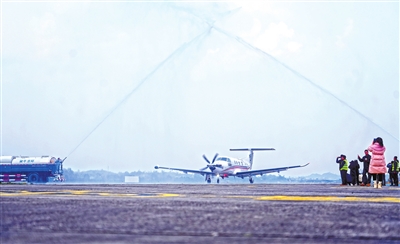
[230,148,275,169]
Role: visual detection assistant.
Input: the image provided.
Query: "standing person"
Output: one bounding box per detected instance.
[349,160,360,186]
[387,161,393,186]
[390,156,399,186]
[336,154,348,186]
[358,150,371,186]
[368,137,386,189]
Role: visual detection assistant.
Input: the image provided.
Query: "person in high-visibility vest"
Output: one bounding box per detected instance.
[336,154,348,186]
[390,156,399,186]
[387,161,393,185]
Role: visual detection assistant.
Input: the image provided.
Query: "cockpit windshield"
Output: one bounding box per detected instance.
[216,157,231,163]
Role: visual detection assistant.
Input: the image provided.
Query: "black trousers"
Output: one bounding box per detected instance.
[350,169,359,185]
[371,174,383,182]
[390,173,399,186]
[362,168,371,184]
[340,170,347,185]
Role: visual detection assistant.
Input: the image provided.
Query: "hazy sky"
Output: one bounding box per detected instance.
[1,1,399,177]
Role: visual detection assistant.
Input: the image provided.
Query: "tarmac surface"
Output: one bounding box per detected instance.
[1,183,399,243]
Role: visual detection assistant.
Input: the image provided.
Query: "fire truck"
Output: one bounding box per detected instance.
[0,156,64,183]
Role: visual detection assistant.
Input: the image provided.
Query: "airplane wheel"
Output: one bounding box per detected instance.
[249,178,254,184]
[207,179,211,184]
[217,179,220,184]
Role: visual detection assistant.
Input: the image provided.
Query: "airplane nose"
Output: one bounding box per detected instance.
[210,164,222,168]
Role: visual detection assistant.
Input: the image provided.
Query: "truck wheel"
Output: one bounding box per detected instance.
[28,173,39,183]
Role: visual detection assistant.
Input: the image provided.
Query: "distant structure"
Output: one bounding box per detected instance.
[124,176,139,183]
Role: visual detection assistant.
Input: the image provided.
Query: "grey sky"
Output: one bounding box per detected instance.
[1,1,399,176]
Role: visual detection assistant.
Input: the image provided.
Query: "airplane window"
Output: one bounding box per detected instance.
[226,158,231,163]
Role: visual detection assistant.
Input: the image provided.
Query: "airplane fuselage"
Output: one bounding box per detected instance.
[208,156,250,177]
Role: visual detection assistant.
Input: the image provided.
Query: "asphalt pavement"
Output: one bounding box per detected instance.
[1,183,399,243]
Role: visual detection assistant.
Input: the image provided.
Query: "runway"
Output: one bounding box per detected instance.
[1,184,399,243]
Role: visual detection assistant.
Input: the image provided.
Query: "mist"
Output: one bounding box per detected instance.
[2,2,399,177]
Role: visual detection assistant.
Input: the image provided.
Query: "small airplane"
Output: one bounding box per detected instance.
[154,148,309,184]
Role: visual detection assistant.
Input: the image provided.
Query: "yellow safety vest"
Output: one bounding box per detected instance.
[391,160,399,172]
[340,159,348,171]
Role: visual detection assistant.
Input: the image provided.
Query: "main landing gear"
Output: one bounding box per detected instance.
[249,177,254,184]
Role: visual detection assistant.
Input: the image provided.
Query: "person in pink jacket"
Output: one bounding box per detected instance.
[368,137,386,188]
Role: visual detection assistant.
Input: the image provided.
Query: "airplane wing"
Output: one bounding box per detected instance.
[235,163,310,178]
[154,166,212,176]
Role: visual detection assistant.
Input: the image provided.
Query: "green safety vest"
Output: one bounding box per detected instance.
[392,160,399,172]
[341,159,348,171]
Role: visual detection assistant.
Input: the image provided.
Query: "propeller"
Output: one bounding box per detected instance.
[200,153,219,171]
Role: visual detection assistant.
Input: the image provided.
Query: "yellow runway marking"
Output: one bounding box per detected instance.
[159,193,181,197]
[255,195,400,203]
[0,191,181,198]
[64,190,90,195]
[1,191,399,203]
